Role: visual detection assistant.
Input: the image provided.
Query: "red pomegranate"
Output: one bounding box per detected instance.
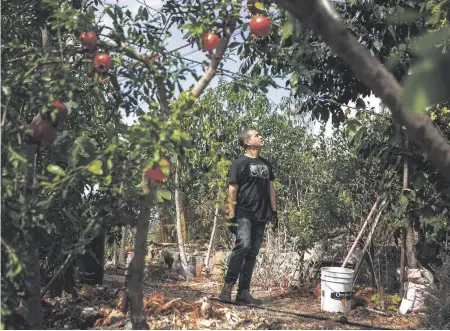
[29,119,57,147]
[144,159,170,184]
[93,53,112,73]
[203,33,220,52]
[80,31,98,50]
[249,16,271,37]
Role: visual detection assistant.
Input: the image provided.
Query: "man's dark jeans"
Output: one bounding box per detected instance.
[224,217,266,290]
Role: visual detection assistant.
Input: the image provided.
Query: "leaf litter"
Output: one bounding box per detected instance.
[42,277,423,330]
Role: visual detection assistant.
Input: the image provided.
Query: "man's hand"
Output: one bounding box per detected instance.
[227,216,238,235]
[227,183,239,235]
[270,211,278,230]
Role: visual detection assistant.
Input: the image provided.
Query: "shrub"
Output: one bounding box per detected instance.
[422,253,450,329]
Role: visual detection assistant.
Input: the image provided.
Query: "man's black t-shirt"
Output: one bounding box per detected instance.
[228,155,274,222]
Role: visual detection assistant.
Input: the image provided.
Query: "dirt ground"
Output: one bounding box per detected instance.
[42,274,423,330]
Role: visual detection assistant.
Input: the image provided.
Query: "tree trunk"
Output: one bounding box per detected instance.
[119,226,128,266]
[179,194,187,242]
[148,207,157,242]
[22,25,56,328]
[399,228,407,298]
[23,144,43,329]
[403,135,418,268]
[175,158,192,278]
[127,198,151,330]
[83,233,105,285]
[158,206,167,242]
[406,218,418,268]
[113,238,118,267]
[205,193,220,270]
[129,227,137,243]
[24,241,43,329]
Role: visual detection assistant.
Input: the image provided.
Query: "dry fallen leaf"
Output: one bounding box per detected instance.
[198,319,214,327]
[160,298,182,311]
[113,320,126,328]
[200,301,212,317]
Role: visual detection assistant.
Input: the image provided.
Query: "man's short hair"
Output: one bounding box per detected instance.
[238,128,254,149]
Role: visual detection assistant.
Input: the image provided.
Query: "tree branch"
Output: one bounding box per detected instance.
[274,0,450,181]
[40,219,97,297]
[98,40,173,117]
[155,75,170,118]
[99,40,159,72]
[189,26,233,102]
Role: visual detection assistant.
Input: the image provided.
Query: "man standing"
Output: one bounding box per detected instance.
[218,128,278,305]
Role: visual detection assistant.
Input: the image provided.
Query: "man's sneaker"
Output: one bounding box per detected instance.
[236,289,263,305]
[218,282,234,302]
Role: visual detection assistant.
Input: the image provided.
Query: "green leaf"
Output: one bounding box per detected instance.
[412,28,450,57]
[107,158,113,170]
[255,2,264,10]
[46,164,66,177]
[386,9,421,24]
[87,160,103,175]
[399,195,409,208]
[156,188,172,202]
[412,172,427,191]
[402,188,416,200]
[2,85,11,97]
[282,19,294,40]
[403,53,450,115]
[289,72,298,87]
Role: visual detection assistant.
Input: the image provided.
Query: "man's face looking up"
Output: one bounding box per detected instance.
[245,130,264,149]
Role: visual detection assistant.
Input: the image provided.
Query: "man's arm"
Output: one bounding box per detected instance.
[228,183,238,218]
[270,181,277,212]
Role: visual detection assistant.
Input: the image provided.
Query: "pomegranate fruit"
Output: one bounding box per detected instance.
[29,119,57,147]
[80,31,98,50]
[249,16,271,37]
[93,53,112,73]
[144,159,170,184]
[203,33,220,52]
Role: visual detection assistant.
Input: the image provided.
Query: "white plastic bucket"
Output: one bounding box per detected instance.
[321,267,354,313]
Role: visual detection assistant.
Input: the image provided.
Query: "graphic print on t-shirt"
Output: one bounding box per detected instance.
[228,155,274,222]
[250,164,269,179]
